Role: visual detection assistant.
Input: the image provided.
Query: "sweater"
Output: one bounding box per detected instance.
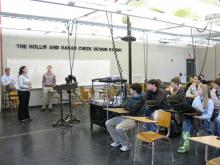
[192,96,214,120]
[124,94,145,116]
[144,88,170,110]
[18,75,31,91]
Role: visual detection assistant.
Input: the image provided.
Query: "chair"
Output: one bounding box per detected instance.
[89,87,95,99]
[79,86,84,92]
[134,110,174,165]
[80,90,90,103]
[206,157,220,165]
[193,116,215,136]
[8,91,19,112]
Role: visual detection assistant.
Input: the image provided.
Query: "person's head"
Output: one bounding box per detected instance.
[19,66,27,75]
[213,78,220,90]
[4,67,10,75]
[47,65,52,73]
[130,83,142,96]
[189,77,194,83]
[171,77,181,89]
[156,79,162,88]
[147,79,159,92]
[193,76,202,85]
[199,74,205,80]
[179,73,183,77]
[197,84,210,109]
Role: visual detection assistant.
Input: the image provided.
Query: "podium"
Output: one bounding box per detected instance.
[52,83,80,127]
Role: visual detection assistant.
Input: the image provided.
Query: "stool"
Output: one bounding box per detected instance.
[206,157,220,165]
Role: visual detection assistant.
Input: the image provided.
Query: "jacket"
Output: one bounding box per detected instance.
[124,94,145,116]
[144,88,170,110]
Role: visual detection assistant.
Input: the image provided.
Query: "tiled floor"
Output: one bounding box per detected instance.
[0,105,219,165]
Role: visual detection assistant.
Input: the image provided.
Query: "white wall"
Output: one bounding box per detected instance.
[1,30,189,106]
[195,45,220,80]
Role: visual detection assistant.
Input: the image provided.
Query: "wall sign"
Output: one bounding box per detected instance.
[16,44,122,52]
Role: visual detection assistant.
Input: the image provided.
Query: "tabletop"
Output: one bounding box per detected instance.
[189,136,220,148]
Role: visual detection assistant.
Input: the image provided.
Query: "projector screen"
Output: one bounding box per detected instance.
[7,59,110,88]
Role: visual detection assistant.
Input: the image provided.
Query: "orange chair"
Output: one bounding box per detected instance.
[80,90,89,103]
[134,110,174,165]
[79,86,84,92]
[8,91,19,111]
[89,87,95,99]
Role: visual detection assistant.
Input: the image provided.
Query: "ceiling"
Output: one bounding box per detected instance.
[1,0,220,46]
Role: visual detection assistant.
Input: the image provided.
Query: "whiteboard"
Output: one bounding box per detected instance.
[7,59,110,88]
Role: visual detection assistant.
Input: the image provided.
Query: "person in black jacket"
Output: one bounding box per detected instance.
[142,79,170,131]
[105,83,145,152]
[143,79,170,116]
[167,77,186,108]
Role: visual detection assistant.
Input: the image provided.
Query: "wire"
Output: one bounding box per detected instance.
[105,12,123,80]
[190,27,197,75]
[195,22,209,33]
[199,23,212,75]
[66,19,78,75]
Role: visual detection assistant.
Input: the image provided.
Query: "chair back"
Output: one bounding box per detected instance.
[80,91,89,101]
[153,110,171,129]
[79,86,84,92]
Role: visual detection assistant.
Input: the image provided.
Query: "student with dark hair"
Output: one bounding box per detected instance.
[142,79,170,131]
[105,83,145,152]
[210,78,220,136]
[186,76,202,99]
[168,77,185,104]
[143,79,170,116]
[17,66,32,122]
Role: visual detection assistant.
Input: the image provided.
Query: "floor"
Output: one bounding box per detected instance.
[0,105,219,165]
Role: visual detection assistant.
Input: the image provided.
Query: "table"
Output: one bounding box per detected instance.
[122,116,157,133]
[104,108,129,114]
[190,136,220,162]
[90,103,129,130]
[122,116,157,124]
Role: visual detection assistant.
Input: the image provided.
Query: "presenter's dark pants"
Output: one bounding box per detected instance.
[18,90,30,121]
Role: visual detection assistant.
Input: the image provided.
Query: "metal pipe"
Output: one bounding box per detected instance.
[127,16,132,85]
[31,0,220,33]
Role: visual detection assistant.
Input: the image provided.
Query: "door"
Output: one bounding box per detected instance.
[186,59,195,82]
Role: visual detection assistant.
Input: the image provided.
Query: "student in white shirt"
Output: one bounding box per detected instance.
[17,66,32,122]
[178,84,214,153]
[1,67,16,91]
[186,76,202,99]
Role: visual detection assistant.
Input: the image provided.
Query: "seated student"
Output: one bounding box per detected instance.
[167,77,185,107]
[186,76,202,99]
[178,84,214,153]
[142,79,170,131]
[210,78,220,136]
[143,79,170,117]
[105,83,145,152]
